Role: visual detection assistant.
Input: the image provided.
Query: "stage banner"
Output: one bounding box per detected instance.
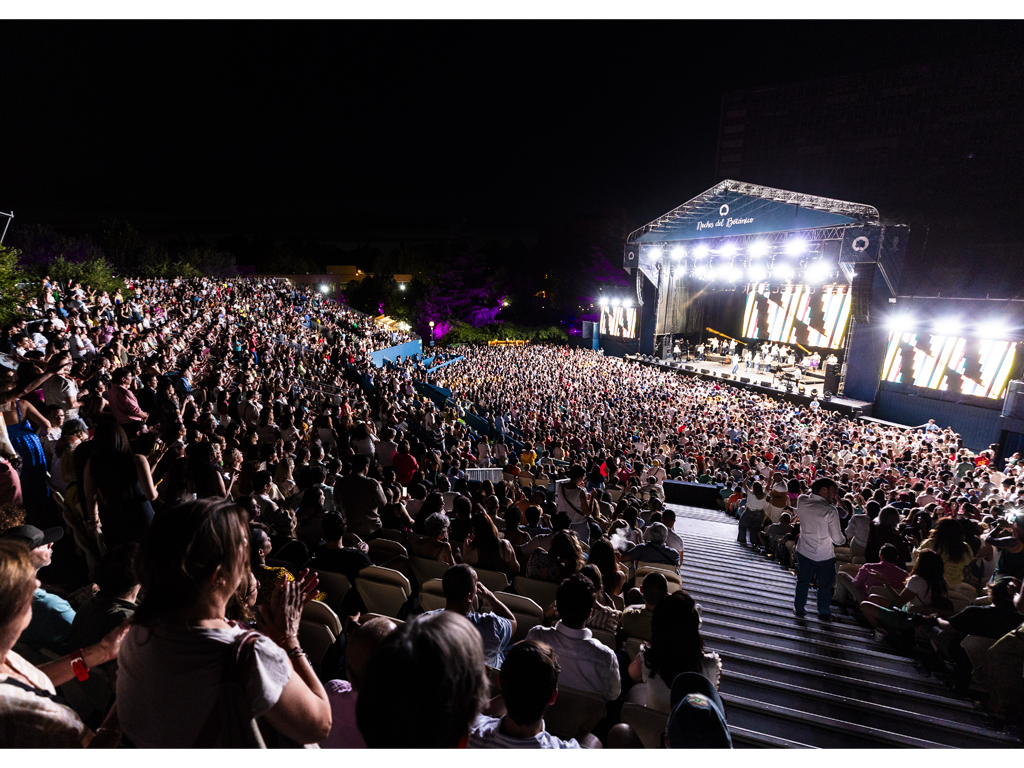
[839,225,882,264]
[636,190,859,244]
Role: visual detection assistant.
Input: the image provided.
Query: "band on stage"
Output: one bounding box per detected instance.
[664,335,838,377]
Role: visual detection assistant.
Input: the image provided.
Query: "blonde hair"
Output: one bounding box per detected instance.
[0,540,37,629]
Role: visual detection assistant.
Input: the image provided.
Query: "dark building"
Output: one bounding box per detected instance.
[715,50,1024,298]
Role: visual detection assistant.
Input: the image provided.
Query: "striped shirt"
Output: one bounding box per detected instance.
[468,715,580,749]
[0,651,91,748]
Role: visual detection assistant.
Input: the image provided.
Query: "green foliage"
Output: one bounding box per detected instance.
[38,255,127,297]
[0,245,28,325]
[439,321,568,345]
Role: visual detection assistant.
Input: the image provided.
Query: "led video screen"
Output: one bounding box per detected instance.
[881,333,1016,400]
[741,285,851,349]
[600,307,638,339]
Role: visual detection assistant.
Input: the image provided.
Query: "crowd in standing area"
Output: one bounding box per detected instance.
[0,278,1021,748]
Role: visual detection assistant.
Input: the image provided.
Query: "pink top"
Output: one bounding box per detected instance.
[320,680,365,749]
[109,384,145,424]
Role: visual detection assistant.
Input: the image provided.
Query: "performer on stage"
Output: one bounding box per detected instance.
[696,342,705,361]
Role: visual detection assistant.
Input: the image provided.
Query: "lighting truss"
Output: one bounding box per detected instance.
[627,179,880,243]
[0,211,11,244]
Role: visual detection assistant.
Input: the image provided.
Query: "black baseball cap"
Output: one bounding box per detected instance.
[0,525,64,548]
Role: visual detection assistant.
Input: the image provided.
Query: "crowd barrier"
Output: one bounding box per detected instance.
[369,339,423,367]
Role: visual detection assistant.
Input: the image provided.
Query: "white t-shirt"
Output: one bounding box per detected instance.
[117,622,292,748]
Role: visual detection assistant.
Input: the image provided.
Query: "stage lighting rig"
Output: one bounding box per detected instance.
[748,240,769,258]
[648,247,663,261]
[671,246,685,260]
[785,238,807,256]
[693,244,709,259]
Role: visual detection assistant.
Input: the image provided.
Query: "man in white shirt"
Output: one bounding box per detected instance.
[525,575,620,701]
[794,478,846,621]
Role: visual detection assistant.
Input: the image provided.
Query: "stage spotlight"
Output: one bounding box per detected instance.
[774,264,794,281]
[805,261,830,283]
[622,298,633,308]
[719,242,737,258]
[671,246,685,260]
[933,320,961,337]
[648,247,663,261]
[694,244,709,259]
[786,238,807,256]
[785,382,794,393]
[726,266,743,283]
[611,298,621,307]
[977,322,1008,340]
[886,314,914,333]
[747,266,767,283]
[811,389,818,397]
[598,296,610,307]
[320,284,329,293]
[704,268,717,281]
[823,391,833,402]
[694,264,708,279]
[748,240,769,258]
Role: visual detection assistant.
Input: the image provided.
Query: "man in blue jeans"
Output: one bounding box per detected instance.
[793,478,845,621]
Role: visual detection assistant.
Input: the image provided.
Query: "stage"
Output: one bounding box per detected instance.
[623,353,872,418]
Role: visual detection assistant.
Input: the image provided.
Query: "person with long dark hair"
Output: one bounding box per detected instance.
[556,464,595,545]
[83,422,158,548]
[626,591,722,712]
[860,549,953,630]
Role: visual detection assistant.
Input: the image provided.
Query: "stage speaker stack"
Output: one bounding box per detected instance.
[823,363,841,395]
[740,377,751,384]
[761,380,772,388]
[851,268,874,323]
[1002,380,1024,420]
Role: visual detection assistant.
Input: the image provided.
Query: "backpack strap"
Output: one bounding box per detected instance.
[192,630,262,748]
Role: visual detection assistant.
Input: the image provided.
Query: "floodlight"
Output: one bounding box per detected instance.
[805,261,830,283]
[399,283,406,291]
[977,322,1008,340]
[693,244,709,259]
[726,266,744,282]
[933,320,961,337]
[649,247,663,261]
[785,238,807,256]
[773,264,794,281]
[704,267,717,281]
[598,296,609,307]
[885,314,914,332]
[671,246,685,260]
[320,285,329,293]
[622,298,634,308]
[694,264,708,279]
[719,242,737,258]
[611,298,621,307]
[747,266,767,283]
[748,240,769,258]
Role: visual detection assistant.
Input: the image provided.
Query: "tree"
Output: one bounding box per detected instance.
[0,245,27,325]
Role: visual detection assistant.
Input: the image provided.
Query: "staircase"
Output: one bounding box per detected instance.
[670,505,1020,749]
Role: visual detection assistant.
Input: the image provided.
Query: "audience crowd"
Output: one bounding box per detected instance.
[0,277,1021,748]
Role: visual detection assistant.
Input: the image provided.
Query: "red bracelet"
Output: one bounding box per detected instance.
[70,649,90,682]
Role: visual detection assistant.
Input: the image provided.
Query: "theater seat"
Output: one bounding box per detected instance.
[355,565,412,618]
[313,570,351,616]
[621,702,669,748]
[298,620,336,665]
[302,599,343,636]
[474,568,509,593]
[635,566,683,593]
[368,538,409,559]
[513,576,559,610]
[409,556,450,588]
[494,591,544,642]
[590,627,617,650]
[375,528,406,543]
[544,687,607,741]
[419,578,447,611]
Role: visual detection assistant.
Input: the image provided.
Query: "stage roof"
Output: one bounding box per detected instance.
[628,180,880,244]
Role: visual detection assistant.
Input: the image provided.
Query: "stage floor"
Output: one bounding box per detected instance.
[639,356,872,412]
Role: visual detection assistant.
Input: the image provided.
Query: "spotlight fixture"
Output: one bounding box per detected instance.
[774,264,794,281]
[611,298,621,307]
[823,391,833,402]
[671,245,685,260]
[977,322,1008,340]
[933,320,961,337]
[786,238,807,256]
[719,242,737,258]
[748,240,769,258]
[693,244,709,259]
[649,247,663,261]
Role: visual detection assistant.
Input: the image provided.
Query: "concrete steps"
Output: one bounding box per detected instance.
[665,505,1018,749]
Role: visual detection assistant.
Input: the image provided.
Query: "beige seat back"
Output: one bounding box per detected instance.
[313,570,351,616]
[368,538,409,559]
[590,627,617,650]
[298,620,336,665]
[623,636,644,660]
[409,556,450,588]
[355,565,412,618]
[636,566,683,593]
[376,528,406,543]
[544,686,607,740]
[962,634,997,680]
[513,576,559,610]
[302,599,343,636]
[419,578,447,612]
[495,591,544,642]
[474,568,509,593]
[621,702,669,748]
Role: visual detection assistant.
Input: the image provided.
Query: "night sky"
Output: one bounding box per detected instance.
[2,20,1021,245]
